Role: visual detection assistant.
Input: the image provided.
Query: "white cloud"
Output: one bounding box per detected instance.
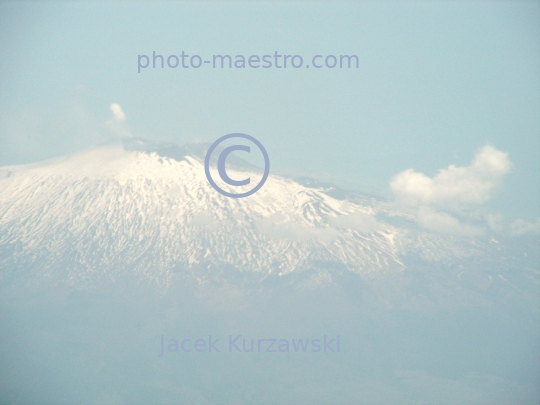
[509,218,540,236]
[110,103,126,122]
[417,207,485,237]
[106,103,131,138]
[388,145,514,236]
[390,145,511,210]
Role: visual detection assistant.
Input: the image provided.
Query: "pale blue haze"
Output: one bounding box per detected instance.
[0,1,538,220]
[0,4,539,404]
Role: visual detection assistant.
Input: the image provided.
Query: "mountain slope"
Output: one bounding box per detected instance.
[1,140,539,405]
[0,140,511,292]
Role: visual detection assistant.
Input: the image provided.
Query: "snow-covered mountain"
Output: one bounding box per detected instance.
[1,139,539,405]
[0,138,526,295]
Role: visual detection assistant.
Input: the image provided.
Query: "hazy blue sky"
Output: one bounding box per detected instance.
[0,1,539,222]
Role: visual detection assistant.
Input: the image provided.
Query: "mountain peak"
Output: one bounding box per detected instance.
[122,137,210,161]
[122,137,261,172]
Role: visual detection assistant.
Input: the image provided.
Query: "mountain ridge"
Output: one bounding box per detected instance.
[0,139,534,306]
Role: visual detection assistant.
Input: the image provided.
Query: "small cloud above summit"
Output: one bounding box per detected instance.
[106,103,131,138]
[110,103,126,122]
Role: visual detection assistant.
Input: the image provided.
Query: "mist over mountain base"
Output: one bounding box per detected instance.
[1,246,539,405]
